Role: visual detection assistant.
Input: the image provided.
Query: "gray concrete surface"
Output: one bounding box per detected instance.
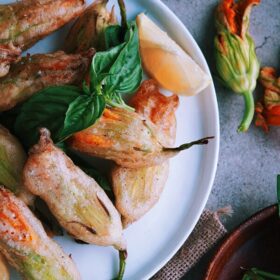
[161,0,280,279]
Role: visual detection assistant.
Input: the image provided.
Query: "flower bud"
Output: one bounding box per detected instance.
[214,0,260,132]
[215,32,259,94]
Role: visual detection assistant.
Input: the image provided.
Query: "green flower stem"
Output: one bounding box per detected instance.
[105,97,134,111]
[117,0,127,29]
[163,137,214,152]
[238,91,255,133]
[117,250,127,280]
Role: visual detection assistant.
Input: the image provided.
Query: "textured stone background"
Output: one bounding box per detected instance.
[160,0,280,279]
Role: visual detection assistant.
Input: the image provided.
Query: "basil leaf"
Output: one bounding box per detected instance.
[90,43,125,91]
[104,22,143,96]
[60,94,105,140]
[82,81,91,95]
[104,25,123,49]
[15,86,82,148]
[90,21,142,108]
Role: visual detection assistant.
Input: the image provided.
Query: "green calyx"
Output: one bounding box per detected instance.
[215,30,260,94]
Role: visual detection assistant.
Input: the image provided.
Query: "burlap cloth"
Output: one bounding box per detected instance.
[152,208,229,280]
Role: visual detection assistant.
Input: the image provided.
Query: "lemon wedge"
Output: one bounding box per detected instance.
[136,13,212,96]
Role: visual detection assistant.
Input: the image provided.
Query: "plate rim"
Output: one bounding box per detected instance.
[142,0,220,279]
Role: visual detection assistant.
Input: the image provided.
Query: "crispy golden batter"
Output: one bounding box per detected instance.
[0,0,86,77]
[0,253,9,280]
[130,79,179,147]
[0,44,21,79]
[69,104,190,168]
[112,80,179,227]
[0,187,81,280]
[23,129,125,250]
[112,162,169,227]
[0,125,34,206]
[69,107,166,168]
[64,0,117,53]
[0,49,94,112]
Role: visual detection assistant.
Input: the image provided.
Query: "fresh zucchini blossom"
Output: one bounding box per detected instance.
[214,0,260,132]
[255,67,280,132]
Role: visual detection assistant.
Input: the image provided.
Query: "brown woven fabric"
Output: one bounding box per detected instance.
[152,210,227,280]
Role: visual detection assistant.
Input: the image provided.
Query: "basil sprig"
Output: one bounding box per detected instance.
[104,25,123,49]
[92,21,143,108]
[15,86,105,147]
[14,20,142,148]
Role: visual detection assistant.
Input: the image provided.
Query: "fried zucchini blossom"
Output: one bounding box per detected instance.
[112,80,179,227]
[0,0,86,77]
[23,128,127,279]
[69,108,211,169]
[23,128,125,250]
[255,67,280,132]
[0,49,94,112]
[0,187,81,280]
[214,0,260,132]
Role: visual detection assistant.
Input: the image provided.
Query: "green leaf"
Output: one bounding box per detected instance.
[90,21,142,108]
[15,86,106,148]
[104,25,123,49]
[82,81,91,95]
[90,43,125,91]
[104,22,143,96]
[15,86,82,148]
[60,94,105,141]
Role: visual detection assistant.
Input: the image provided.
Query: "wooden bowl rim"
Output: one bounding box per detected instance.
[204,204,278,280]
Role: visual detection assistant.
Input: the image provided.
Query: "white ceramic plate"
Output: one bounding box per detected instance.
[6,0,219,279]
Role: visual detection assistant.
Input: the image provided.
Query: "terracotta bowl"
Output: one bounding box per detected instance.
[205,205,280,280]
